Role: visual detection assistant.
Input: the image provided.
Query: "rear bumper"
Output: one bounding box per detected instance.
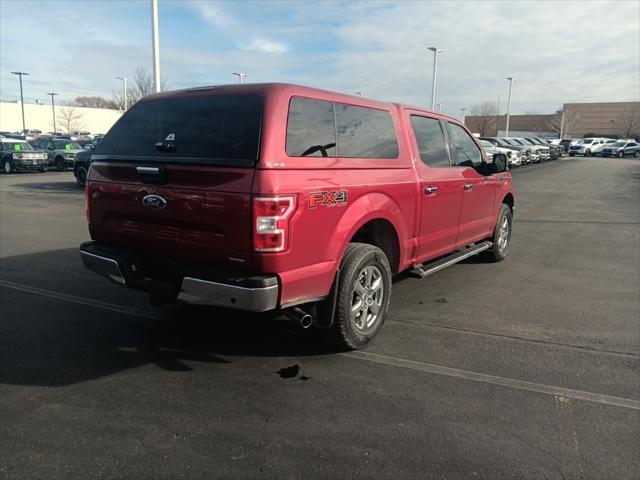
[79,241,279,312]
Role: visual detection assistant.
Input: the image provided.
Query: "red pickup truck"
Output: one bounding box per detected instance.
[81,83,514,349]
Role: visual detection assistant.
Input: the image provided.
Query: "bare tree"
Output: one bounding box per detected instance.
[112,67,168,110]
[466,102,498,136]
[618,107,640,139]
[56,102,85,134]
[75,96,118,109]
[546,108,579,138]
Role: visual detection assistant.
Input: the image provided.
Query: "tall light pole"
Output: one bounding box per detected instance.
[47,92,58,133]
[116,76,128,110]
[505,77,514,136]
[11,71,29,132]
[232,73,248,84]
[460,107,466,122]
[427,46,443,111]
[151,0,161,93]
[436,103,443,113]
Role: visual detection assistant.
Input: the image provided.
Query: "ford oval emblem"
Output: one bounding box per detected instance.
[142,194,167,210]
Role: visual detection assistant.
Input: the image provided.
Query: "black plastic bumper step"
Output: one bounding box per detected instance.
[409,241,494,279]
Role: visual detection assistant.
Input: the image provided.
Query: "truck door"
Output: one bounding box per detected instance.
[444,122,498,247]
[407,113,464,262]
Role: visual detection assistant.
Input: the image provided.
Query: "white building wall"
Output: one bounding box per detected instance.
[0,102,122,135]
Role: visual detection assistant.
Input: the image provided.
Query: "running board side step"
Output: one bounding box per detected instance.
[409,241,494,279]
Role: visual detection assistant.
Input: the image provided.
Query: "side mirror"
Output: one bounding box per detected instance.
[491,153,508,173]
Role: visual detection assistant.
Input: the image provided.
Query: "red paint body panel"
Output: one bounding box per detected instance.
[86,83,514,308]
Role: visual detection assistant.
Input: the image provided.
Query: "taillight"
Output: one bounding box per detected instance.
[85,183,91,223]
[253,195,296,252]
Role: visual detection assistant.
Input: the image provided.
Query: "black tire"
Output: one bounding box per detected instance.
[75,166,87,187]
[618,151,625,158]
[2,159,14,174]
[38,166,48,172]
[323,243,392,350]
[634,151,639,158]
[482,204,512,262]
[585,149,591,157]
[55,157,65,171]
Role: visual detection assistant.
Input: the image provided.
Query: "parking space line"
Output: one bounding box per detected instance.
[0,279,159,320]
[341,351,640,410]
[3,278,639,410]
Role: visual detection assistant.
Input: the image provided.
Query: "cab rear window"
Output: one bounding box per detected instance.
[95,95,262,167]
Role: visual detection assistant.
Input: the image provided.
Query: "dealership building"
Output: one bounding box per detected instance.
[465,101,640,139]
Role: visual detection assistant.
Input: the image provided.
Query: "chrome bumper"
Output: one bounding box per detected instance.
[80,244,279,312]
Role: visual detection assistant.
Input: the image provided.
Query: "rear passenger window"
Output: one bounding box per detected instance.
[446,123,483,167]
[286,97,336,157]
[286,96,398,159]
[410,116,450,167]
[335,104,398,158]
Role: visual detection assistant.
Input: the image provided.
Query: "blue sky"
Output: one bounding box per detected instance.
[1,0,638,117]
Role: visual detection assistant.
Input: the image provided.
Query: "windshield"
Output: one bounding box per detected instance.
[499,139,516,146]
[480,140,493,148]
[54,141,82,150]
[95,94,263,166]
[2,142,34,151]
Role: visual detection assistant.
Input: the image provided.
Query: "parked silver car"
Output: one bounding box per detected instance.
[30,137,84,171]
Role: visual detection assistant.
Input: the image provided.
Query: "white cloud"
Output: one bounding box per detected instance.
[243,37,289,54]
[182,0,234,29]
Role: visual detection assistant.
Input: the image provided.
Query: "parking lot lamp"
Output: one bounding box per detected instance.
[11,71,29,132]
[505,77,514,136]
[151,0,161,93]
[116,77,128,110]
[427,47,443,110]
[47,93,58,133]
[232,73,248,84]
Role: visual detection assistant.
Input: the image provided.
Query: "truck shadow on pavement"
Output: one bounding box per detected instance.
[15,180,83,194]
[0,248,338,388]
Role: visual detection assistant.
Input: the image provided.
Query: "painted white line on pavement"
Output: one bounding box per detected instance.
[342,351,640,410]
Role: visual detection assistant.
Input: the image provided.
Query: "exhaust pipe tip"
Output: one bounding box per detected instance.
[284,307,314,329]
[299,313,313,329]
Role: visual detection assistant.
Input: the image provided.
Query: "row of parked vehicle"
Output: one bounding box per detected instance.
[0,133,102,174]
[477,136,564,167]
[564,137,640,158]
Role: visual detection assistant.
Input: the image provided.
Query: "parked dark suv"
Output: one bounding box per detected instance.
[30,137,84,171]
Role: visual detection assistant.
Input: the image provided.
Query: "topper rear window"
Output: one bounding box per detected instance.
[94,94,262,167]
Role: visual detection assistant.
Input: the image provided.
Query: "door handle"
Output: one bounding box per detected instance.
[463,183,474,191]
[424,186,438,195]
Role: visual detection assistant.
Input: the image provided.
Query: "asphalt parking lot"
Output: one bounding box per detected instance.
[1,157,638,479]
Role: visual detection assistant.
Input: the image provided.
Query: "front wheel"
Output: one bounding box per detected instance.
[323,243,392,349]
[482,204,512,262]
[2,159,14,174]
[55,157,65,171]
[618,151,625,158]
[634,151,639,158]
[75,166,87,187]
[585,149,591,157]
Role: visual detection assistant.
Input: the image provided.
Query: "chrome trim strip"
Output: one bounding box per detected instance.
[136,166,160,175]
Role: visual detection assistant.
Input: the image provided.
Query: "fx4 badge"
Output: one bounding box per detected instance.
[308,190,348,209]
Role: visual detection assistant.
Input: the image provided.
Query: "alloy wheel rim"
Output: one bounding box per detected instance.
[497,215,510,251]
[350,265,384,333]
[4,161,10,173]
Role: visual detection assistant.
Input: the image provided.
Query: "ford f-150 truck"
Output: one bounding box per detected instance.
[80,83,515,349]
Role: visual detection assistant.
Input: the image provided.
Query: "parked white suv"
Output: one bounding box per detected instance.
[568,138,608,157]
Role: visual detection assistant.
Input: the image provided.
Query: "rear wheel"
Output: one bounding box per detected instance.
[482,204,512,262]
[2,159,14,174]
[75,166,87,187]
[634,151,639,158]
[323,243,392,350]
